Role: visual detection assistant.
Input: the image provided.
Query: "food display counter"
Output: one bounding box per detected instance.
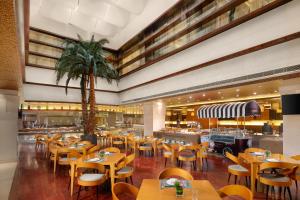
[153,129,209,144]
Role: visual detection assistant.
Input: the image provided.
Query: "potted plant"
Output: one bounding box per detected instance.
[55,35,119,143]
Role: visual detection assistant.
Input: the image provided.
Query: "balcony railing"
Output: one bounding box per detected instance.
[117,0,287,77]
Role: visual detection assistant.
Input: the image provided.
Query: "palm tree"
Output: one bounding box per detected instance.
[55,35,118,135]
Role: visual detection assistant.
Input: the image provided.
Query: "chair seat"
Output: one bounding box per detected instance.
[259,173,290,183]
[59,157,77,162]
[163,151,172,156]
[79,173,105,182]
[179,154,195,158]
[117,166,133,175]
[228,165,249,172]
[139,145,152,150]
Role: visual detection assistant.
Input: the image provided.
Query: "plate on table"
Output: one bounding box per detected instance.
[86,157,102,163]
[251,152,264,156]
[166,178,178,186]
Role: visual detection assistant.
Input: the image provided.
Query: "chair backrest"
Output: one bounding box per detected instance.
[158,168,194,180]
[125,153,135,164]
[103,147,121,153]
[163,143,172,151]
[201,142,210,148]
[291,155,300,161]
[75,160,106,174]
[178,145,197,152]
[245,148,265,153]
[112,182,139,200]
[259,162,297,172]
[218,185,253,200]
[226,152,239,164]
[87,145,101,154]
[68,150,82,159]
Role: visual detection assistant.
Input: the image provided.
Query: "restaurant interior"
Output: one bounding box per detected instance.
[1,0,300,199]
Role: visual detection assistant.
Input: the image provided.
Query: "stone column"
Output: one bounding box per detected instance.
[279,78,300,156]
[0,90,19,162]
[143,101,166,136]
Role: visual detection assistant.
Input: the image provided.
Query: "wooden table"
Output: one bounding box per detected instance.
[70,152,126,196]
[239,153,300,195]
[137,179,221,200]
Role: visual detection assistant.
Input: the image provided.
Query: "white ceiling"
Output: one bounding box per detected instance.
[30,0,179,49]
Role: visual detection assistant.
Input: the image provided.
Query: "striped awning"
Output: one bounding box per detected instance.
[197,101,261,119]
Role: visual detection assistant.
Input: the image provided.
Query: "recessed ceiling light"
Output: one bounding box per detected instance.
[236,88,240,92]
[218,91,221,94]
[189,96,192,99]
[178,97,181,100]
[274,90,278,93]
[202,94,206,97]
[236,94,239,97]
[253,92,257,95]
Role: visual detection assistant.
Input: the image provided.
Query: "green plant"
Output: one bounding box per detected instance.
[55,35,118,134]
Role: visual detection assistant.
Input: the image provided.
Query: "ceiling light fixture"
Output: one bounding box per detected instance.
[218,91,221,94]
[253,92,257,95]
[236,88,240,92]
[189,96,192,99]
[202,94,206,97]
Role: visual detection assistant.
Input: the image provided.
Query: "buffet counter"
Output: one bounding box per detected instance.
[153,130,208,144]
[18,126,82,135]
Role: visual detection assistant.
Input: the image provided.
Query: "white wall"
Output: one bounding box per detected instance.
[23,84,120,105]
[0,90,19,163]
[25,66,119,91]
[120,0,300,90]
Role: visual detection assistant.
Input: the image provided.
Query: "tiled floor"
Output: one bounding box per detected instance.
[9,138,299,200]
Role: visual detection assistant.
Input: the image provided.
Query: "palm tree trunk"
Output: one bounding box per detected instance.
[87,68,96,134]
[80,75,88,134]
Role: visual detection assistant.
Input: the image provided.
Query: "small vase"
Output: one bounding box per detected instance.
[176,186,183,197]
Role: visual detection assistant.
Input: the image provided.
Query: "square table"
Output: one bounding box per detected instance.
[70,152,126,196]
[239,153,300,195]
[137,179,221,200]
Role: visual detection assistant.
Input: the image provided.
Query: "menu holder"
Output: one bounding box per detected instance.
[160,179,191,189]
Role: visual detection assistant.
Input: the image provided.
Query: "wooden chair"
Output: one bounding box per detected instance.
[162,143,173,167]
[155,138,164,156]
[178,145,197,170]
[158,168,194,180]
[257,162,297,200]
[48,143,58,174]
[103,147,121,153]
[87,144,101,154]
[244,147,265,153]
[291,155,300,189]
[138,139,154,157]
[127,137,136,154]
[74,161,108,200]
[197,144,209,171]
[115,153,135,183]
[112,135,125,149]
[112,182,139,200]
[226,152,250,185]
[34,134,48,151]
[218,185,253,200]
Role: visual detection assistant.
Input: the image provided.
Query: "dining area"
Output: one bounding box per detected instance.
[9,131,295,200]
